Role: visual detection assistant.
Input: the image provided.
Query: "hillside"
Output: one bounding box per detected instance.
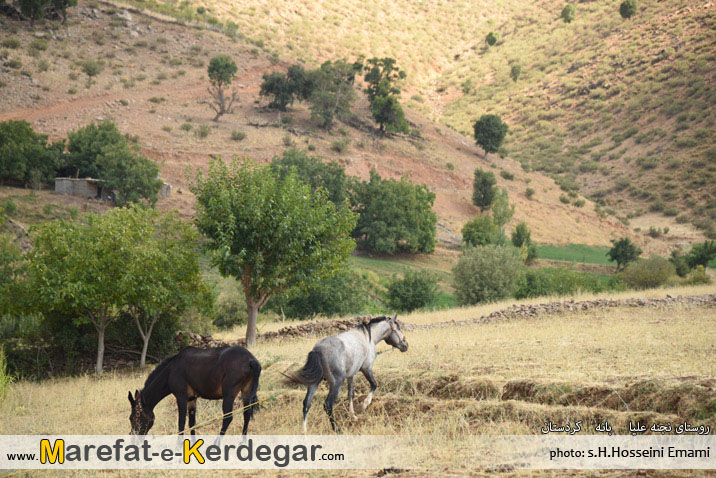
[83,0,716,239]
[0,0,668,252]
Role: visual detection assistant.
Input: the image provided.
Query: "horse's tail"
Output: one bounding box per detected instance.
[244,358,261,419]
[284,350,324,386]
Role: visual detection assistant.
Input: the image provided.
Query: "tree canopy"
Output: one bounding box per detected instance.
[607,237,642,270]
[0,120,62,187]
[191,157,357,345]
[207,54,238,120]
[473,114,508,158]
[472,168,497,211]
[270,148,347,205]
[350,169,437,254]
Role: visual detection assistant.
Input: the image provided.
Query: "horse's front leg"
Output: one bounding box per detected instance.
[346,376,356,419]
[187,399,197,436]
[176,395,188,435]
[360,367,378,410]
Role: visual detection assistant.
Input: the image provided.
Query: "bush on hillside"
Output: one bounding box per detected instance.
[452,245,523,305]
[472,168,497,211]
[620,0,638,19]
[386,271,438,313]
[350,169,437,254]
[485,32,499,46]
[621,256,674,290]
[561,5,576,23]
[515,268,622,299]
[0,120,63,186]
[462,214,499,247]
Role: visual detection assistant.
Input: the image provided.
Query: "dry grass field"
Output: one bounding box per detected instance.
[2,284,715,476]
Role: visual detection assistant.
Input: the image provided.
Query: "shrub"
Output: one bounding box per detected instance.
[0,120,62,186]
[622,256,674,289]
[330,139,350,153]
[452,245,522,305]
[525,187,535,199]
[2,199,18,216]
[510,64,522,82]
[195,124,211,138]
[559,195,570,204]
[386,271,438,313]
[485,32,499,46]
[231,130,246,141]
[620,0,638,19]
[561,4,576,23]
[500,170,514,180]
[573,199,585,208]
[267,271,367,320]
[80,60,103,77]
[669,249,690,277]
[686,241,716,269]
[684,266,711,286]
[515,268,620,299]
[64,120,125,178]
[1,38,21,49]
[350,169,437,254]
[180,123,192,132]
[211,293,247,329]
[462,214,499,247]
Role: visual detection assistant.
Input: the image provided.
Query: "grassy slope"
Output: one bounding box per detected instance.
[157,0,716,233]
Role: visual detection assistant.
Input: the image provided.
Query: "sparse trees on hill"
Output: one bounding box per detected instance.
[607,237,642,270]
[207,54,238,121]
[308,60,359,129]
[192,157,357,346]
[473,114,508,160]
[619,0,638,19]
[472,168,497,211]
[561,4,576,23]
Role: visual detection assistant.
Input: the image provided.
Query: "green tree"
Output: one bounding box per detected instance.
[462,214,499,247]
[371,93,409,133]
[307,60,358,129]
[472,168,497,211]
[122,210,208,366]
[191,157,357,346]
[96,145,162,206]
[511,221,537,264]
[473,114,508,160]
[51,0,76,23]
[491,188,515,234]
[685,241,716,269]
[28,208,148,374]
[561,4,576,23]
[485,31,499,46]
[452,245,523,305]
[286,64,315,101]
[259,72,293,110]
[386,271,438,313]
[363,57,405,103]
[619,0,638,19]
[18,0,49,25]
[0,120,62,186]
[0,233,26,317]
[607,237,642,271]
[270,148,347,205]
[65,120,126,179]
[207,54,238,121]
[669,249,690,277]
[350,169,437,254]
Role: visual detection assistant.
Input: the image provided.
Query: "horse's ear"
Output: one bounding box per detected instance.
[392,313,398,321]
[128,391,135,406]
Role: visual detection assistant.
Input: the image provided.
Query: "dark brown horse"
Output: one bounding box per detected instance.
[128,346,261,435]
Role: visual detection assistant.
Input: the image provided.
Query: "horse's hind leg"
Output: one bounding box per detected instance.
[219,391,235,436]
[324,378,344,433]
[187,399,197,436]
[346,377,356,419]
[302,382,319,434]
[176,395,188,435]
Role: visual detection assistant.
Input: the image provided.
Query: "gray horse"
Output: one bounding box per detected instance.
[286,314,409,432]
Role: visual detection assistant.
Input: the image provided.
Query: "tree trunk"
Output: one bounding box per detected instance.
[96,325,105,375]
[246,299,259,347]
[140,325,153,367]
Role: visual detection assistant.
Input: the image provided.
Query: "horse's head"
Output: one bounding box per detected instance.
[128,390,155,435]
[384,314,409,352]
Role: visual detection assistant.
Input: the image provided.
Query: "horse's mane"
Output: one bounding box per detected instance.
[366,316,389,325]
[143,354,178,389]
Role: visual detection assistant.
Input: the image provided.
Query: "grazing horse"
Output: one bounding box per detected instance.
[286,314,408,433]
[128,346,261,436]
